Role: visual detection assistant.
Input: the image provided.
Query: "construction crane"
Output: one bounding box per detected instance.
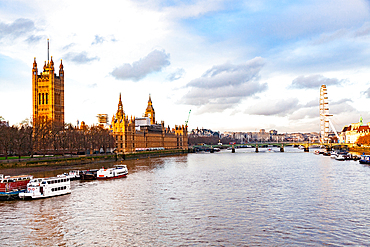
[185,109,191,128]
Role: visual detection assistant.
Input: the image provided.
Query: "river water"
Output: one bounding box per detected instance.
[1,147,370,246]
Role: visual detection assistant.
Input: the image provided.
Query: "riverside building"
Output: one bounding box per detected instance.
[110,94,188,153]
[340,116,370,144]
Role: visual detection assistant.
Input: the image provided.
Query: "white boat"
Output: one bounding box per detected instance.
[330,151,338,158]
[19,176,71,199]
[97,165,128,179]
[335,154,346,161]
[58,170,81,180]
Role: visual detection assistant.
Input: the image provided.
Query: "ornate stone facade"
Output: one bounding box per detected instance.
[340,117,370,143]
[111,94,188,153]
[32,45,64,125]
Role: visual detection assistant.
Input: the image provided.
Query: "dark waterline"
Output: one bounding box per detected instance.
[1,147,370,246]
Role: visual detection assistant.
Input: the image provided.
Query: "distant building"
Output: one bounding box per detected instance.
[0,121,9,127]
[340,117,370,143]
[110,94,188,153]
[135,117,151,131]
[269,130,277,135]
[97,114,108,124]
[191,128,219,137]
[32,40,64,125]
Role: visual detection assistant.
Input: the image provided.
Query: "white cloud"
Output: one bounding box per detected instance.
[111,49,170,81]
[246,98,300,116]
[290,74,347,89]
[166,68,185,81]
[181,57,267,112]
[64,51,99,64]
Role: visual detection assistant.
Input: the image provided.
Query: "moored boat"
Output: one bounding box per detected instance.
[58,170,81,180]
[359,155,370,164]
[330,151,338,158]
[0,174,33,201]
[97,165,128,179]
[80,169,99,180]
[335,154,346,161]
[19,176,71,199]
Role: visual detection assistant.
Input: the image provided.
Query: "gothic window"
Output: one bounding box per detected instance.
[46,93,48,104]
[39,93,41,105]
[42,93,44,104]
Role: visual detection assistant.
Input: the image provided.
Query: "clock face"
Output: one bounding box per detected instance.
[148,113,151,117]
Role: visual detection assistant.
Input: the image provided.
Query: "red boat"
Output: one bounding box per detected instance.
[0,174,33,200]
[96,165,128,179]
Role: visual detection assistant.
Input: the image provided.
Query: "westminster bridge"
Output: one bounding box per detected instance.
[192,142,353,153]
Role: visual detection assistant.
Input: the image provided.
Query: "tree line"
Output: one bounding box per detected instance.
[0,116,115,159]
[356,135,370,146]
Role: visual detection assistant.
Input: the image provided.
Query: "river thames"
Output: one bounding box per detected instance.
[1,147,370,246]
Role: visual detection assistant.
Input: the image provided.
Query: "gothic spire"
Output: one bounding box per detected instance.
[116,93,124,119]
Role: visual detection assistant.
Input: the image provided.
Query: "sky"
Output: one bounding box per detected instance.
[1,0,370,133]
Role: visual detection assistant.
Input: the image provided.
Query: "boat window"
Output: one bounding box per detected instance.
[47,181,50,184]
[42,181,46,184]
[64,186,66,190]
[51,188,54,192]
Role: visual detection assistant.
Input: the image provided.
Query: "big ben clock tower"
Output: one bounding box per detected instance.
[144,94,155,125]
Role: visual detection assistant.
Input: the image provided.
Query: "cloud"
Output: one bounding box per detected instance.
[180,57,267,112]
[91,35,105,45]
[290,74,346,89]
[289,97,356,121]
[362,87,370,98]
[288,107,318,121]
[64,51,99,64]
[304,99,319,108]
[0,18,37,40]
[331,98,353,105]
[62,43,75,51]
[166,68,185,81]
[329,98,355,115]
[246,98,300,116]
[311,29,349,45]
[111,49,170,81]
[25,35,43,44]
[355,22,370,37]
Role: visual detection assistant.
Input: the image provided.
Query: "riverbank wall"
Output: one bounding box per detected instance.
[349,146,370,155]
[0,149,188,169]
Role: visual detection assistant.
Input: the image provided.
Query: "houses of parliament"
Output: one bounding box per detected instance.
[110,94,188,153]
[32,40,188,153]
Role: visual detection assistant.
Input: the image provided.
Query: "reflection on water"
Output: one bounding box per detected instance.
[1,148,370,246]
